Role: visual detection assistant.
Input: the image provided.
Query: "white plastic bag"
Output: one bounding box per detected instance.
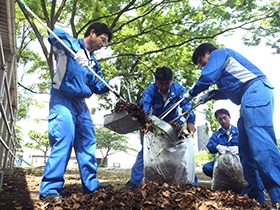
[144,131,195,185]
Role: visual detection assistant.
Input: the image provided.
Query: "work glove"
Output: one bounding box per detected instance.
[197,92,210,104]
[183,92,193,103]
[109,76,123,90]
[216,144,229,155]
[174,116,184,127]
[74,49,88,67]
[228,146,239,155]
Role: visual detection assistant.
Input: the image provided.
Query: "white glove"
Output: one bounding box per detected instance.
[216,145,229,155]
[198,92,210,104]
[74,49,88,67]
[109,76,123,89]
[183,92,193,103]
[228,146,239,155]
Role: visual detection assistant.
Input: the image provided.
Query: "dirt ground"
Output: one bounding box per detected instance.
[0,166,268,210]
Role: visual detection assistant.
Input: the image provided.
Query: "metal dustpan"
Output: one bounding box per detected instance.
[149,115,179,142]
[103,79,141,134]
[104,110,141,134]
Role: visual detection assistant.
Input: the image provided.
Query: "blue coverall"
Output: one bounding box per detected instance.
[40,29,110,196]
[129,82,197,187]
[202,125,238,178]
[189,47,280,204]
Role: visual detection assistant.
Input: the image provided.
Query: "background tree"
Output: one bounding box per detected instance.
[15,0,280,131]
[24,130,50,164]
[95,126,138,166]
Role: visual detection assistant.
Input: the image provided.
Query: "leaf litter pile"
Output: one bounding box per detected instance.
[36,181,265,210]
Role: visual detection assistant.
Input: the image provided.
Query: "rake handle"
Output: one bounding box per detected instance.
[169,93,215,124]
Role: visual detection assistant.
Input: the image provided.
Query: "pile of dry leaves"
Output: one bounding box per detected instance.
[36,181,266,210]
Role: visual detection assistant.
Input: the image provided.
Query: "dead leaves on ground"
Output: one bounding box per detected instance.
[38,181,265,210]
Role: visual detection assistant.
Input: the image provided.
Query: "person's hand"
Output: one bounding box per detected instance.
[183,92,193,103]
[228,146,238,155]
[197,92,210,104]
[109,76,123,89]
[74,49,88,67]
[216,145,229,155]
[187,123,196,135]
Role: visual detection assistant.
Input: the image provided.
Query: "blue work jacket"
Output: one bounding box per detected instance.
[48,28,110,99]
[189,48,266,105]
[140,82,195,124]
[206,125,239,155]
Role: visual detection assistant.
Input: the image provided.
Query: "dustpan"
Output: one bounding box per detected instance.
[149,115,180,143]
[103,110,141,134]
[103,79,142,134]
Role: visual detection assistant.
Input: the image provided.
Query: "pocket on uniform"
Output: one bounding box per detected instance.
[262,79,274,90]
[47,113,58,121]
[245,101,273,127]
[47,112,60,146]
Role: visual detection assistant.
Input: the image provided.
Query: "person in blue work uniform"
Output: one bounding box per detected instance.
[202,108,238,178]
[39,23,123,203]
[184,43,280,209]
[122,66,197,191]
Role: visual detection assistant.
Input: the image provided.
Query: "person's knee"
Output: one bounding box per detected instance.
[202,165,212,178]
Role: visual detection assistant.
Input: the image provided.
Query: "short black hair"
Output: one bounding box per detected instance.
[154,66,174,81]
[192,43,217,65]
[84,22,113,42]
[215,108,230,119]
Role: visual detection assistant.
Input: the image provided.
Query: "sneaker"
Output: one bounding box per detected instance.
[39,193,63,203]
[121,181,137,191]
[267,203,280,210]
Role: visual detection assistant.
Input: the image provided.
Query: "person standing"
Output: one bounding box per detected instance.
[39,23,123,203]
[202,108,238,178]
[184,43,280,209]
[122,66,197,191]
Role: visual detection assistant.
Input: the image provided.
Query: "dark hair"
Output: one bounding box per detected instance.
[154,66,174,81]
[84,22,113,42]
[192,43,217,64]
[215,108,230,119]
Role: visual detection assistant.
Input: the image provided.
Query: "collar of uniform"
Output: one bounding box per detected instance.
[222,125,231,136]
[158,89,170,102]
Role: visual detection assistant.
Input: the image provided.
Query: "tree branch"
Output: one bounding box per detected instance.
[99,17,272,62]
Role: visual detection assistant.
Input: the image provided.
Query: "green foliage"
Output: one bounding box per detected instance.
[17,89,45,122]
[203,100,219,136]
[277,138,280,150]
[15,0,280,134]
[15,125,24,152]
[95,126,138,166]
[195,151,218,168]
[25,130,50,164]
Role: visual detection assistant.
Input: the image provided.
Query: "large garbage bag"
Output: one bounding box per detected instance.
[211,153,248,194]
[143,131,195,185]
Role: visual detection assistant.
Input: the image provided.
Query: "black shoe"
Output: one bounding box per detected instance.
[39,193,63,203]
[267,203,280,210]
[98,184,114,190]
[121,181,137,191]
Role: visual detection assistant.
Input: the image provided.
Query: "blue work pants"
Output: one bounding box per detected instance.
[40,93,100,196]
[239,79,280,204]
[202,160,216,178]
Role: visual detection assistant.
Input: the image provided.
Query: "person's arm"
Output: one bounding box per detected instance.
[139,85,154,115]
[189,49,230,97]
[206,132,220,154]
[48,28,81,55]
[88,61,111,94]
